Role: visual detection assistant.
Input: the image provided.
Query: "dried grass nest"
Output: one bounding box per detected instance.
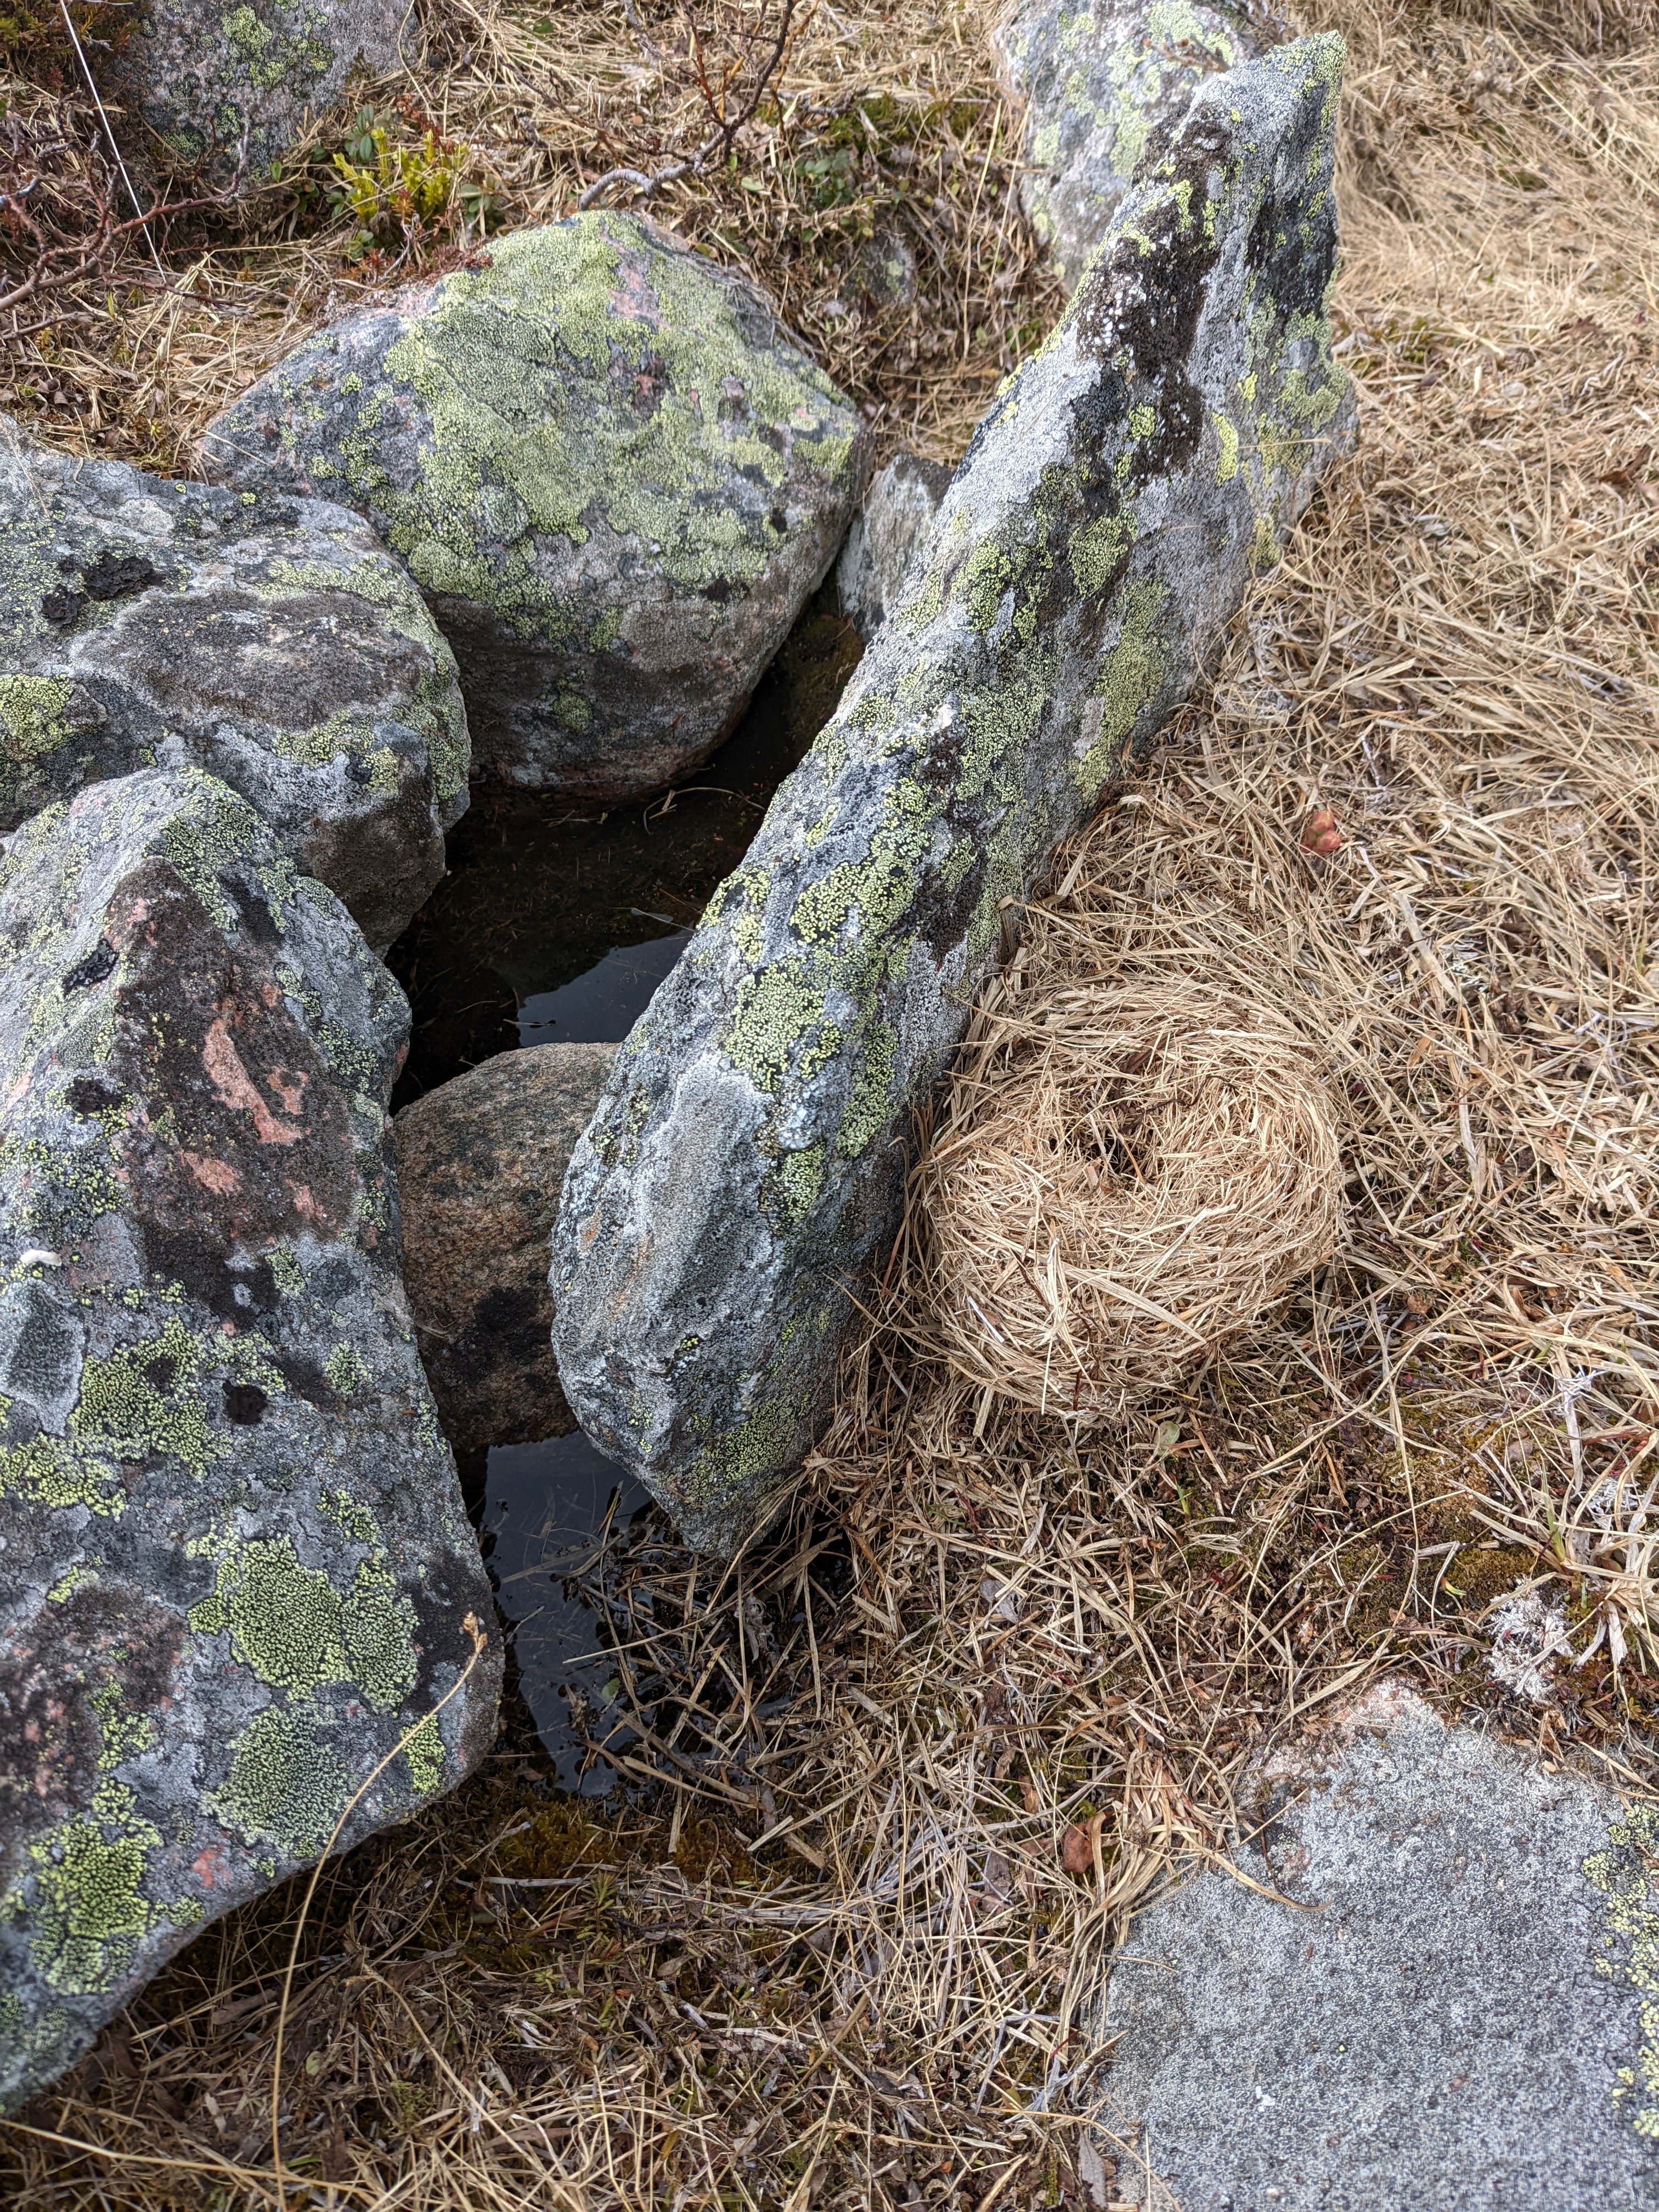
[921,979,1345,1418]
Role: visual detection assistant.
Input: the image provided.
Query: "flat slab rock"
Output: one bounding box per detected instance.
[99,0,405,185]
[550,40,1355,1553]
[204,215,871,801]
[994,0,1260,293]
[394,1042,616,1457]
[0,768,498,2113]
[1093,1681,1659,2209]
[0,412,470,952]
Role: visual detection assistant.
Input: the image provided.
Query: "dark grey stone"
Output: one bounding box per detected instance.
[0,768,499,2113]
[836,452,952,641]
[0,414,470,953]
[994,0,1260,294]
[549,40,1355,1553]
[202,216,871,802]
[99,0,407,187]
[1092,1681,1659,2209]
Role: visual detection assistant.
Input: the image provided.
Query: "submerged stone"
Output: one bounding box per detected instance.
[0,769,499,2113]
[836,452,951,641]
[203,217,871,801]
[394,1042,617,1457]
[98,0,405,187]
[0,414,469,953]
[1091,1681,1659,2207]
[994,0,1259,293]
[550,39,1355,1553]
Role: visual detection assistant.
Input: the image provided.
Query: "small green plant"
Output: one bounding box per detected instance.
[328,103,500,262]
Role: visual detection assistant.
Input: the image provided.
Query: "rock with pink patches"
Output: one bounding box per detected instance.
[0,768,498,2114]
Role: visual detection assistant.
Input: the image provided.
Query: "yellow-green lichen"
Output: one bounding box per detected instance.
[8,1782,160,1995]
[1587,1803,1659,2136]
[1214,413,1240,484]
[324,1341,370,1397]
[71,1316,219,1479]
[0,675,71,761]
[190,1534,419,1711]
[210,1702,350,1858]
[1076,579,1170,792]
[259,220,857,645]
[403,1711,445,1797]
[160,773,286,935]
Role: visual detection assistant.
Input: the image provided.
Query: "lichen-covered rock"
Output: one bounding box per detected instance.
[550,39,1355,1553]
[394,1042,616,1457]
[202,217,872,801]
[0,415,469,953]
[994,0,1260,293]
[1092,1681,1659,2205]
[836,452,951,641]
[0,769,499,2112]
[99,0,406,187]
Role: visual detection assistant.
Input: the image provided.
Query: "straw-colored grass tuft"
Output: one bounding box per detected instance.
[923,981,1344,1419]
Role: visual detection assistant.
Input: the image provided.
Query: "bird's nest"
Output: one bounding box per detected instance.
[919,978,1345,1419]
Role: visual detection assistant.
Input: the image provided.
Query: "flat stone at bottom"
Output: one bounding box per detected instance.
[1093,1681,1659,2209]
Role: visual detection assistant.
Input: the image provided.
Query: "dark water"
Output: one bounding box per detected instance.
[476,1432,651,1793]
[390,594,864,1782]
[387,593,862,1105]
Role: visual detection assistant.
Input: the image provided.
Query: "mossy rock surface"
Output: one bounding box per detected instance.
[550,40,1356,1554]
[98,0,406,184]
[0,768,499,2113]
[204,215,871,802]
[994,0,1259,294]
[0,415,469,953]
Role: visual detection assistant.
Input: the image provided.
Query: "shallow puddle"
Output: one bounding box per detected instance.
[392,592,864,1780]
[387,591,862,1105]
[474,1431,651,1793]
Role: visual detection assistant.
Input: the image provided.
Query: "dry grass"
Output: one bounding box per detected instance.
[5,0,1659,2204]
[1,0,1059,470]
[919,980,1344,1419]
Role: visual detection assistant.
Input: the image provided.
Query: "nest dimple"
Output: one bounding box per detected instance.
[921,980,1344,1419]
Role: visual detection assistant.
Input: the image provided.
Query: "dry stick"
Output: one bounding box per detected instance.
[270,1611,490,2211]
[579,0,802,207]
[0,2121,376,2207]
[53,0,165,276]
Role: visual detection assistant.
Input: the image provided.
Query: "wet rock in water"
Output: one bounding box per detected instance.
[394,1043,617,1457]
[98,0,406,187]
[550,40,1355,1553]
[994,0,1260,293]
[203,217,871,802]
[0,769,499,2112]
[1090,1680,1659,2206]
[836,452,951,641]
[0,414,469,953]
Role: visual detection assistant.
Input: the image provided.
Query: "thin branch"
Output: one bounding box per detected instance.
[579,0,799,210]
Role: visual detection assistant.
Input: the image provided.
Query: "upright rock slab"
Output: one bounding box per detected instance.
[1091,1681,1659,2207]
[550,40,1355,1552]
[204,217,871,800]
[100,0,407,186]
[0,769,499,2112]
[994,0,1259,293]
[0,417,469,953]
[394,1042,617,1457]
